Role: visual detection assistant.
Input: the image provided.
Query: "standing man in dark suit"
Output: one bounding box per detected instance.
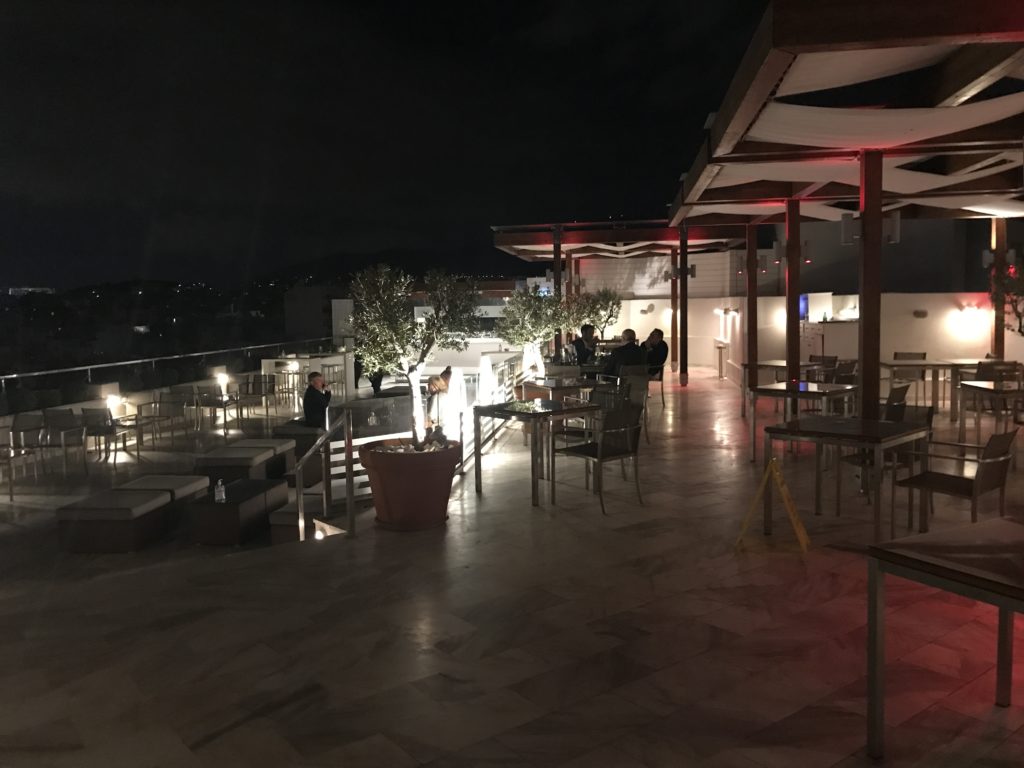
[303,371,331,429]
[603,329,644,375]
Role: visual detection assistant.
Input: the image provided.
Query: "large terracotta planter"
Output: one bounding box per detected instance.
[360,439,461,531]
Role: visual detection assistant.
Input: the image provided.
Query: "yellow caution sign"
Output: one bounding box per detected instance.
[737,457,810,553]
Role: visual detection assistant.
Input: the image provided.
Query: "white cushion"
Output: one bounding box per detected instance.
[196,447,275,467]
[231,439,296,455]
[115,475,210,501]
[57,490,171,522]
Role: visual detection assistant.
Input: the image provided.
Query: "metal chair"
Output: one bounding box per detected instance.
[554,402,644,515]
[834,360,857,385]
[896,428,1018,532]
[620,369,652,443]
[9,413,44,481]
[892,352,927,404]
[808,355,838,383]
[42,408,86,474]
[82,407,131,463]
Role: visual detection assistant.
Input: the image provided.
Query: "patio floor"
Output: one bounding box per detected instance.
[1,369,1023,767]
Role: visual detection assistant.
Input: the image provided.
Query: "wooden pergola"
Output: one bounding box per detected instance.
[672,0,1024,418]
[492,220,746,383]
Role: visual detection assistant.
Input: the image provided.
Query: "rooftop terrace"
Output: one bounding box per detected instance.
[2,369,1023,766]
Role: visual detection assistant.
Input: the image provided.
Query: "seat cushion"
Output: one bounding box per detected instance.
[58,490,171,522]
[196,447,275,467]
[116,475,210,501]
[231,438,296,455]
[896,471,974,498]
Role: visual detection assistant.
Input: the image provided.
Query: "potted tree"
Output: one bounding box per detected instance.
[350,265,479,530]
[589,288,622,340]
[496,286,562,380]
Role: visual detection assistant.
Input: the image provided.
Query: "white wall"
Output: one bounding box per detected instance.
[577,252,741,300]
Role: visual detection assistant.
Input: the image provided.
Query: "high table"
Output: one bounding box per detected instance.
[958,380,1024,443]
[474,399,601,506]
[763,416,930,541]
[740,360,821,417]
[521,377,589,402]
[867,519,1024,759]
[941,359,984,422]
[880,359,947,412]
[748,382,858,462]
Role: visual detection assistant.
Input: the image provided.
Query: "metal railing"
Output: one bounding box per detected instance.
[0,337,334,388]
[293,406,349,542]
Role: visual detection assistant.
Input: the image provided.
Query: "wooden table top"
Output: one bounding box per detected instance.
[870,519,1024,603]
[764,416,929,443]
[753,382,857,397]
[476,400,601,420]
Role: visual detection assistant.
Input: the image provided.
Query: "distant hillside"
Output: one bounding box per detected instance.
[262,246,545,285]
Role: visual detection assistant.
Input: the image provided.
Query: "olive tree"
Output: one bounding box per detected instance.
[589,288,622,339]
[351,265,479,445]
[496,286,561,379]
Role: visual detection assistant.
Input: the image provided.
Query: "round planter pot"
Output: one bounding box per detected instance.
[360,439,461,531]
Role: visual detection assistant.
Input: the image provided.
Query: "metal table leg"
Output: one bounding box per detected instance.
[873,444,884,542]
[750,393,758,463]
[814,443,822,517]
[474,409,482,494]
[763,432,773,535]
[530,417,540,507]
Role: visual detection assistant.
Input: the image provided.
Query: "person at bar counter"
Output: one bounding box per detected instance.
[643,328,669,377]
[571,323,597,364]
[603,328,644,375]
[303,371,331,429]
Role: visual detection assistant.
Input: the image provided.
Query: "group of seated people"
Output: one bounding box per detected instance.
[572,326,668,378]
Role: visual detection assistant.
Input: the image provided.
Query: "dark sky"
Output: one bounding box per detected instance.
[0,0,767,288]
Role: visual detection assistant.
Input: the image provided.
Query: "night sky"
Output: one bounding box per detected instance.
[1,1,767,288]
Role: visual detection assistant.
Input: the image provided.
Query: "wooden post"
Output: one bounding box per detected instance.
[860,150,883,420]
[670,246,680,373]
[746,224,759,390]
[785,200,801,386]
[679,225,689,386]
[992,217,1008,359]
[552,225,563,358]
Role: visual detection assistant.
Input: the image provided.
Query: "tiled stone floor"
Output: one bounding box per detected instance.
[1,369,1023,766]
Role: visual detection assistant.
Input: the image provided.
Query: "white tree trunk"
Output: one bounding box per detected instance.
[405,365,425,444]
[523,342,545,381]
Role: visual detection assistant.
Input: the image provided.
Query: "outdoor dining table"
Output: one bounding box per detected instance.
[867,518,1024,759]
[763,416,931,542]
[473,399,601,506]
[521,377,590,402]
[748,382,858,462]
[958,379,1024,443]
[941,359,985,422]
[740,360,821,417]
[880,359,948,412]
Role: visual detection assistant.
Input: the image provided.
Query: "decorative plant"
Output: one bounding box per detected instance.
[992,263,1024,335]
[560,292,598,339]
[589,288,622,339]
[496,286,561,379]
[350,265,479,446]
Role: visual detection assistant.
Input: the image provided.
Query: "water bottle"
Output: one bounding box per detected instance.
[214,479,226,503]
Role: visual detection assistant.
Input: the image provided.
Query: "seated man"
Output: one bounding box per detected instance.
[643,328,669,378]
[603,328,644,375]
[302,371,331,429]
[571,324,597,365]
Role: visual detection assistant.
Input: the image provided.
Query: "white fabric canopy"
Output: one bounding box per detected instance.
[709,153,1023,195]
[688,201,845,221]
[776,46,956,98]
[903,195,1024,218]
[747,92,1024,149]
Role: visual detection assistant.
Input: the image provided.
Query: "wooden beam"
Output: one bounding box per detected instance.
[710,10,795,156]
[992,217,1008,359]
[670,247,680,374]
[929,43,1024,107]
[494,224,747,249]
[859,151,884,421]
[680,226,689,386]
[746,225,759,390]
[773,0,1024,53]
[670,141,722,226]
[785,200,801,389]
[552,226,563,358]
